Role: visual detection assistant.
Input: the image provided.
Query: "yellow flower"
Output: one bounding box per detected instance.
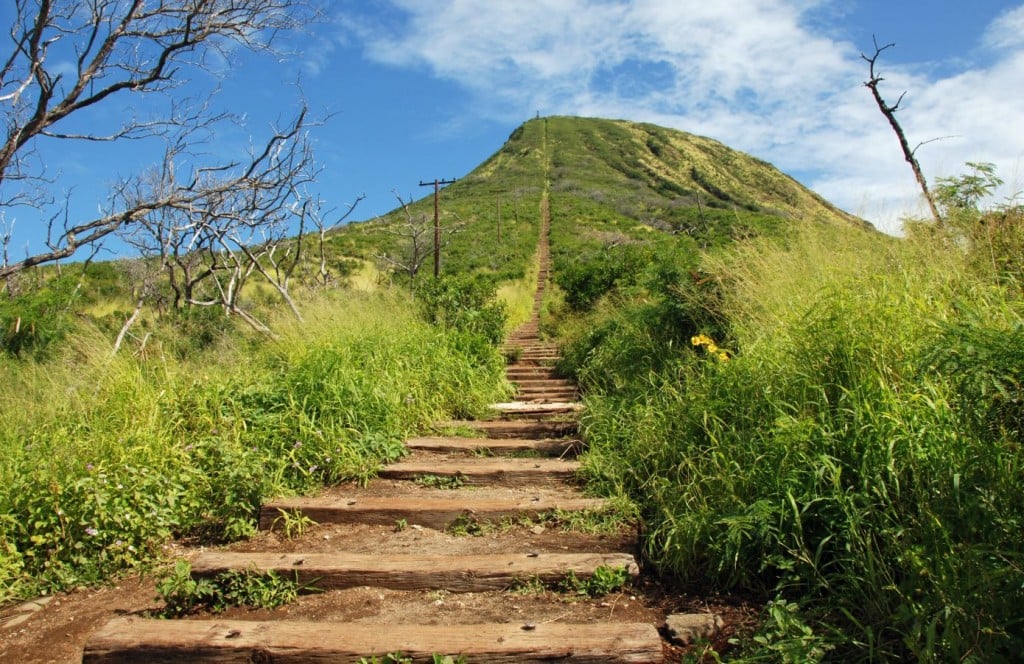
[718,352,730,362]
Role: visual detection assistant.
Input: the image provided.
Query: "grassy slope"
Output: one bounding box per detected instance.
[554,196,1024,659]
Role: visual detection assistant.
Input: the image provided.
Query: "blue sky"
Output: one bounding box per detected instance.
[5,0,1024,261]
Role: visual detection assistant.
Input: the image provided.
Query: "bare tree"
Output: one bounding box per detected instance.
[0,0,316,277]
[308,193,365,287]
[119,107,320,334]
[376,191,464,294]
[862,37,943,225]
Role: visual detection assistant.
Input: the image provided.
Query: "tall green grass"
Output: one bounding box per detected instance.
[563,225,1024,660]
[0,290,509,602]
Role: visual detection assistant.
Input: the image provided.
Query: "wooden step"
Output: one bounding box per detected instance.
[512,378,575,388]
[378,457,580,487]
[513,389,579,399]
[490,401,582,416]
[506,370,560,380]
[436,419,578,439]
[189,551,640,592]
[84,617,665,663]
[405,436,580,456]
[513,358,558,367]
[260,493,602,529]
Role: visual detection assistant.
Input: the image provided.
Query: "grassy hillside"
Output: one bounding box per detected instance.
[552,168,1024,659]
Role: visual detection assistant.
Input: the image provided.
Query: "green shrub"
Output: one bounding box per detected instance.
[415,275,507,346]
[0,275,81,358]
[0,292,508,602]
[569,226,1024,660]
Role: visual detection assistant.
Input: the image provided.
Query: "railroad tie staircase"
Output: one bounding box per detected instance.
[82,222,665,662]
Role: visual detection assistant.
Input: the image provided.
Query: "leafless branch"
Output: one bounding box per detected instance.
[0,0,317,275]
[862,35,942,225]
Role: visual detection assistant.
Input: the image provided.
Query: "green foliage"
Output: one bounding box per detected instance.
[558,565,631,596]
[554,243,656,312]
[735,599,834,663]
[916,162,1024,292]
[416,275,508,346]
[935,161,1003,213]
[553,240,724,393]
[155,560,298,617]
[270,509,318,540]
[565,223,1024,660]
[0,293,508,602]
[414,473,466,490]
[0,274,81,358]
[923,319,1024,441]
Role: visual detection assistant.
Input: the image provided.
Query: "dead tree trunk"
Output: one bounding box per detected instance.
[862,38,943,226]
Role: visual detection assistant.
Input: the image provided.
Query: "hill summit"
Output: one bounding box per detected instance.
[458,116,869,240]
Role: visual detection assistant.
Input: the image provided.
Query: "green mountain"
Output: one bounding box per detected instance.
[336,115,869,286]
[21,115,869,335]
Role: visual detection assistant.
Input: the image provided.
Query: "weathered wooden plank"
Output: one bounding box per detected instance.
[83,618,664,663]
[404,436,581,456]
[378,458,580,487]
[490,401,582,415]
[436,419,578,439]
[189,551,639,592]
[511,391,580,401]
[511,378,575,388]
[506,365,559,374]
[260,493,602,530]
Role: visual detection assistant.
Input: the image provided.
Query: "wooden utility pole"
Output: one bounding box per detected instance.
[419,178,457,278]
[496,191,502,243]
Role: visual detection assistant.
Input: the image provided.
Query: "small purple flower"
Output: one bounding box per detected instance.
[293,441,302,449]
[85,527,98,537]
[86,463,94,471]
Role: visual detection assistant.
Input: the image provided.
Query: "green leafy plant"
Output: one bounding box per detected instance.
[509,575,546,596]
[446,514,489,537]
[558,565,631,597]
[271,508,318,540]
[415,473,466,490]
[154,560,299,617]
[740,599,834,663]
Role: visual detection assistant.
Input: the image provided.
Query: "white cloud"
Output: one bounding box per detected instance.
[348,0,1024,234]
[984,5,1024,50]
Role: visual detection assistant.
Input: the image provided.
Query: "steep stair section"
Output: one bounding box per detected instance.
[83,192,666,662]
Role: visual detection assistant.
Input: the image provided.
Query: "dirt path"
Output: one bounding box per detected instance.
[0,166,744,663]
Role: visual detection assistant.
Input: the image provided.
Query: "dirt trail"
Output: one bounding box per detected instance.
[0,174,743,664]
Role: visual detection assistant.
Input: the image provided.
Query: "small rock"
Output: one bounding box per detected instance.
[411,524,423,531]
[530,525,545,535]
[665,613,725,646]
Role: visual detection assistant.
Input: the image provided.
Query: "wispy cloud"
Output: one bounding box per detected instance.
[345,0,1024,233]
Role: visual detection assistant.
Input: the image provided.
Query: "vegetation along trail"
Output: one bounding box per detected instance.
[4,114,1022,662]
